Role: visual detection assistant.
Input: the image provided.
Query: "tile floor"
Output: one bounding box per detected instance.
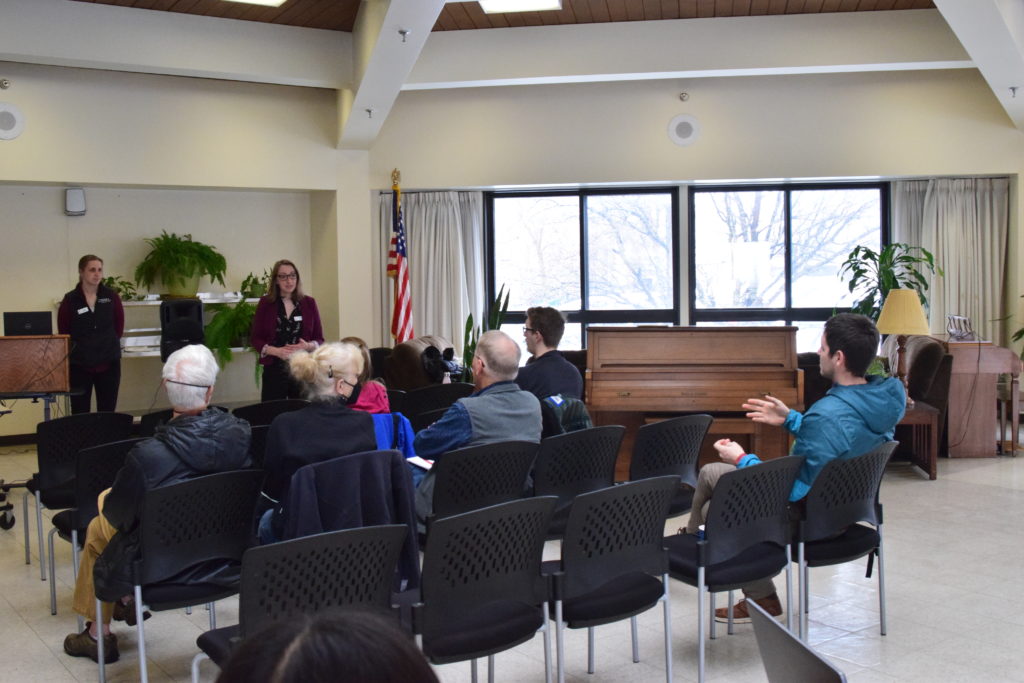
[2,445,1023,682]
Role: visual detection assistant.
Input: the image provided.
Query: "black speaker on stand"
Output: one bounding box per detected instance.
[160,299,204,362]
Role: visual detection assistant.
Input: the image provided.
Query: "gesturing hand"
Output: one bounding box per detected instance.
[741,395,790,427]
[713,438,746,465]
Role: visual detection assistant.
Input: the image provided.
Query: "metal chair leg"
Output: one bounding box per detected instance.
[96,597,106,683]
[662,575,673,683]
[470,658,478,683]
[71,529,80,581]
[630,616,639,663]
[190,652,209,683]
[136,585,149,683]
[709,590,716,640]
[208,602,217,630]
[47,527,57,615]
[784,545,793,632]
[555,599,565,683]
[877,528,887,636]
[726,589,735,636]
[35,491,46,580]
[541,601,552,683]
[487,654,495,683]
[587,627,595,673]
[697,569,706,683]
[22,491,30,565]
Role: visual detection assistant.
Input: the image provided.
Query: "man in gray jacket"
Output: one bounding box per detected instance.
[413,330,541,523]
[63,344,251,663]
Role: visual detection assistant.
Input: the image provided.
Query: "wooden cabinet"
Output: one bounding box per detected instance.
[943,339,1020,458]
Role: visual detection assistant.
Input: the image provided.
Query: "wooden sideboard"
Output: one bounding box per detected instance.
[943,339,1020,458]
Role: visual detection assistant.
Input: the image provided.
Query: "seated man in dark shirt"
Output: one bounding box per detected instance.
[515,306,583,400]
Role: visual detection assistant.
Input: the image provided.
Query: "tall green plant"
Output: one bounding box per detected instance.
[203,300,255,366]
[134,231,227,292]
[461,285,510,383]
[838,243,941,320]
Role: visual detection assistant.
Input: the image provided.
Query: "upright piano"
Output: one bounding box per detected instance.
[585,326,804,479]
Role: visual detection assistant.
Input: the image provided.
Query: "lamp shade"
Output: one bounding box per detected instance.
[876,289,931,335]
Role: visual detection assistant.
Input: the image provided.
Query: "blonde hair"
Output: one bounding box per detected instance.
[287,342,363,402]
[340,336,373,384]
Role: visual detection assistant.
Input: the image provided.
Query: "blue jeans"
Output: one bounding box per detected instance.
[257,508,280,545]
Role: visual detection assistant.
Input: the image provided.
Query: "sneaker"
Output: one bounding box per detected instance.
[112,598,150,626]
[63,623,119,663]
[714,593,783,624]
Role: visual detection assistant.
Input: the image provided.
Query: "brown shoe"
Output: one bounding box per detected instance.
[63,623,119,663]
[112,598,150,626]
[714,593,783,624]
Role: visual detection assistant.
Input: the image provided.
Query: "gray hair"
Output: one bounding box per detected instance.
[162,344,218,412]
[475,330,521,381]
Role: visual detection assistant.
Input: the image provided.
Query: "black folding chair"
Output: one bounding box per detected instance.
[663,456,803,683]
[428,440,539,530]
[532,425,624,538]
[95,469,263,683]
[415,496,556,683]
[795,441,897,640]
[401,382,474,421]
[191,525,408,682]
[27,412,134,580]
[629,414,713,518]
[545,476,677,683]
[232,399,308,426]
[48,438,143,618]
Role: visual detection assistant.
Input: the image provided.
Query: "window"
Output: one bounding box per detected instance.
[488,188,679,354]
[689,183,887,348]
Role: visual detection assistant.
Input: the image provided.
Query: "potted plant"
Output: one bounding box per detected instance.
[134,231,227,298]
[101,274,143,301]
[239,270,270,300]
[460,285,510,383]
[204,300,256,366]
[838,243,942,320]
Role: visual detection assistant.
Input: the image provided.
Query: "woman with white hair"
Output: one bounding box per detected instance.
[258,342,378,543]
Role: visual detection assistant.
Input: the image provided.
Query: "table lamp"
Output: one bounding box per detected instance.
[875,289,931,407]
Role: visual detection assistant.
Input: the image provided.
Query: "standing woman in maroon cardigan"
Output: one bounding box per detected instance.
[57,255,124,414]
[251,259,324,401]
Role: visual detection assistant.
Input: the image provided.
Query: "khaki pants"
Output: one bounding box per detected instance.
[684,462,778,601]
[71,488,117,624]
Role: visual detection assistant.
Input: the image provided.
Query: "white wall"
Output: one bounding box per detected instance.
[0,185,312,436]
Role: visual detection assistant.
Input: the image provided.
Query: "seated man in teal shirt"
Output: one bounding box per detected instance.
[684,313,906,622]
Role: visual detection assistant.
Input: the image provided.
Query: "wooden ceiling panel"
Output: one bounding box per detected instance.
[68,0,936,32]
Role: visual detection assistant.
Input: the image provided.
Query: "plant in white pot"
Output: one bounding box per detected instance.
[134,231,227,298]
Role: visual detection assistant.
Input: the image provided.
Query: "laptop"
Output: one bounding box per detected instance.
[3,311,54,336]
[749,599,847,683]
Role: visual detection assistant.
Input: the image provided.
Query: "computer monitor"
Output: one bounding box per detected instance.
[3,311,54,336]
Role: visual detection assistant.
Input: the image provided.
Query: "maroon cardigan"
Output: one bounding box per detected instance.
[250,295,324,366]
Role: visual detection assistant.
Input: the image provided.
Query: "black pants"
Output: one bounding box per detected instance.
[261,360,303,402]
[69,361,121,414]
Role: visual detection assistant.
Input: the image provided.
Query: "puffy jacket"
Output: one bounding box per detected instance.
[103,408,252,533]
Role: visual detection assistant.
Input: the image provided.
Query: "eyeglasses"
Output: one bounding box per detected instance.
[523,327,537,334]
[277,272,298,281]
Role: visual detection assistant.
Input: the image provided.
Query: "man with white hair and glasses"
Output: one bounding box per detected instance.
[63,344,252,664]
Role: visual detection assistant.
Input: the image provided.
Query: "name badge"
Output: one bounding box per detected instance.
[77,307,89,315]
[294,316,303,321]
[98,297,111,304]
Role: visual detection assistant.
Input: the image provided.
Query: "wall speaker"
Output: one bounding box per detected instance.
[160,299,205,362]
[65,188,86,216]
[667,113,701,147]
[0,103,25,141]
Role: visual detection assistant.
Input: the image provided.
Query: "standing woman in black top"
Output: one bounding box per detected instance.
[57,255,124,414]
[250,259,324,402]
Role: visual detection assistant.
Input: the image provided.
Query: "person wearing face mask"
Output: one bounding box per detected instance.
[57,254,124,414]
[257,342,377,543]
[251,259,324,402]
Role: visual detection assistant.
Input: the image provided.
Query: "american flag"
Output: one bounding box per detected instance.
[387,173,414,343]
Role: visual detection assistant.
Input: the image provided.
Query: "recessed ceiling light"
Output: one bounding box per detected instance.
[478,0,562,14]
[221,0,287,7]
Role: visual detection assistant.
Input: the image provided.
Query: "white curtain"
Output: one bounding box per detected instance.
[378,191,485,353]
[891,177,1009,341]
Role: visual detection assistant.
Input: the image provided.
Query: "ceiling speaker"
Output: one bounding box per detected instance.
[0,103,25,141]
[667,113,700,147]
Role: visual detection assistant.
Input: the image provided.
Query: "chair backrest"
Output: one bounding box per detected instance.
[401,382,474,419]
[704,456,804,566]
[749,599,847,683]
[410,406,449,433]
[560,476,677,600]
[137,469,263,586]
[247,424,271,468]
[36,412,135,496]
[802,441,897,543]
[533,425,624,505]
[138,408,175,437]
[431,440,539,520]
[239,525,407,638]
[386,389,406,415]
[232,399,309,427]
[419,496,556,643]
[369,346,393,380]
[629,414,713,487]
[74,438,145,520]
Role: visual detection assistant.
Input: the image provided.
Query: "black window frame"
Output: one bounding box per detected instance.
[687,181,890,326]
[486,187,681,346]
